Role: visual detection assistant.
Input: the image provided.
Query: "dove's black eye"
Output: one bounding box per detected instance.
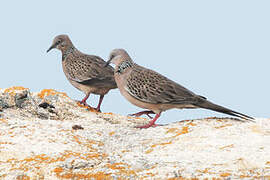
[110,54,115,60]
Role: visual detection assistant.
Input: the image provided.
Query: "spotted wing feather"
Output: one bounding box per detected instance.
[125,65,199,104]
[65,53,116,88]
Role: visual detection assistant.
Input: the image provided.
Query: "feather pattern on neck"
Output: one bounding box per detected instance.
[116,60,133,74]
[62,46,75,61]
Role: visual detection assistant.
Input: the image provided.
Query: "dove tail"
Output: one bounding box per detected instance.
[196,99,254,121]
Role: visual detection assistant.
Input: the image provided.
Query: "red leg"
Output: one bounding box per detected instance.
[129,110,155,118]
[95,95,104,112]
[79,93,90,106]
[136,112,161,129]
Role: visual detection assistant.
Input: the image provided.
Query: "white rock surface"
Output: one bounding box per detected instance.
[0,87,269,179]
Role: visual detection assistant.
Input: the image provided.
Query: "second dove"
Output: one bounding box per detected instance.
[106,49,254,128]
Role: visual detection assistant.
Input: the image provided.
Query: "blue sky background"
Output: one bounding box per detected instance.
[0,0,269,124]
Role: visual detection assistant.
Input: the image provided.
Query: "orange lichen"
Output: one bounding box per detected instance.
[54,171,112,180]
[109,131,115,136]
[167,178,185,180]
[166,126,189,136]
[4,150,105,177]
[145,149,154,154]
[187,122,196,126]
[239,174,251,178]
[106,162,137,177]
[103,112,113,115]
[0,118,8,124]
[53,167,64,174]
[4,86,28,96]
[121,150,130,153]
[181,126,189,134]
[166,126,189,139]
[220,172,231,177]
[145,172,155,177]
[76,102,100,112]
[16,175,30,180]
[145,141,172,154]
[166,128,179,134]
[197,168,209,174]
[0,142,13,145]
[38,89,68,99]
[107,162,126,170]
[151,141,172,148]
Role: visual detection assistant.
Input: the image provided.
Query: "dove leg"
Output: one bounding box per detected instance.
[95,95,104,112]
[129,110,155,118]
[79,93,91,107]
[136,112,161,129]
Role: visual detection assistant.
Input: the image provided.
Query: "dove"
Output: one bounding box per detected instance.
[47,35,117,112]
[105,49,254,128]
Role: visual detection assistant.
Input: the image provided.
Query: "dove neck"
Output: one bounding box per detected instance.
[116,60,134,74]
[62,46,76,61]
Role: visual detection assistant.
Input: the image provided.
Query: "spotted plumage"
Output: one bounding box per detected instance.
[47,35,117,112]
[106,48,254,128]
[116,60,134,74]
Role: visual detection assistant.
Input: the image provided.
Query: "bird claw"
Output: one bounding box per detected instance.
[77,100,90,107]
[128,111,155,118]
[93,107,101,113]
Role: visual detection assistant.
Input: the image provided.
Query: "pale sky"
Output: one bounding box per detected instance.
[0,0,269,124]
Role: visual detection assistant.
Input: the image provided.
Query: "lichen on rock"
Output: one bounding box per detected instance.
[0,87,269,179]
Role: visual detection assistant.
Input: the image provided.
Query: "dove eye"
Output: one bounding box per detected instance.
[110,54,115,60]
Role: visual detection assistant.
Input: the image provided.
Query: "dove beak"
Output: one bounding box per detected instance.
[46,44,56,53]
[104,59,112,67]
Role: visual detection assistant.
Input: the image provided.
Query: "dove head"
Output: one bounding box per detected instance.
[105,49,133,67]
[47,34,74,53]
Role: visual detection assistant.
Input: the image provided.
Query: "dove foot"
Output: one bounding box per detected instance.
[135,112,161,129]
[129,110,155,119]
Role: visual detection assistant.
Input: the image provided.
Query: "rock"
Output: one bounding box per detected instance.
[14,90,28,108]
[0,86,269,179]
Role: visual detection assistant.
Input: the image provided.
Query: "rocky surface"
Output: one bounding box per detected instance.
[0,87,269,179]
